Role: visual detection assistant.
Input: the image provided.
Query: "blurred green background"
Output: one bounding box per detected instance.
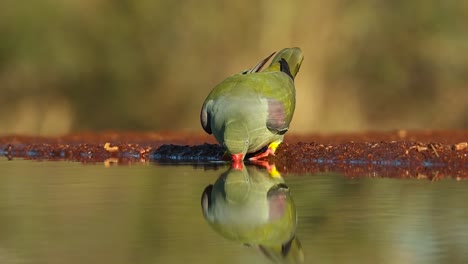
[1,0,467,136]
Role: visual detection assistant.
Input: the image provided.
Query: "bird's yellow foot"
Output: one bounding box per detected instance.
[267,164,281,178]
[249,141,282,161]
[249,160,281,178]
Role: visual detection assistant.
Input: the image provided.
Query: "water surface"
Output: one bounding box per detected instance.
[0,159,467,264]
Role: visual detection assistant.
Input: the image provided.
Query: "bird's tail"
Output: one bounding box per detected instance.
[258,236,304,264]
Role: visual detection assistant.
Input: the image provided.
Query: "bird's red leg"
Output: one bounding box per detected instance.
[249,140,282,161]
[231,153,244,170]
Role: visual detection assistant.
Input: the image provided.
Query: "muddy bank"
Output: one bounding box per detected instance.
[0,130,466,179]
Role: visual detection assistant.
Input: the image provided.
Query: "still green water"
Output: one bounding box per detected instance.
[0,159,467,264]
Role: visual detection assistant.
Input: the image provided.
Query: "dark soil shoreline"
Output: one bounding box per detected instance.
[1,130,466,179]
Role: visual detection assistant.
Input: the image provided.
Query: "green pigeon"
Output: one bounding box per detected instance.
[200,47,304,162]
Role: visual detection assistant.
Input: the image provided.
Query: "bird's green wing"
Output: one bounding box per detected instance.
[263,48,303,134]
[261,60,296,135]
[200,100,212,134]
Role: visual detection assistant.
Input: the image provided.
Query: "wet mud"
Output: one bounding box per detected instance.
[1,130,466,179]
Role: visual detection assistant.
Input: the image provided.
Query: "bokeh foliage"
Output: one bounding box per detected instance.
[1,0,467,135]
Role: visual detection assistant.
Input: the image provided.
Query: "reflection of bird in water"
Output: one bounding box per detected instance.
[201,164,304,264]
